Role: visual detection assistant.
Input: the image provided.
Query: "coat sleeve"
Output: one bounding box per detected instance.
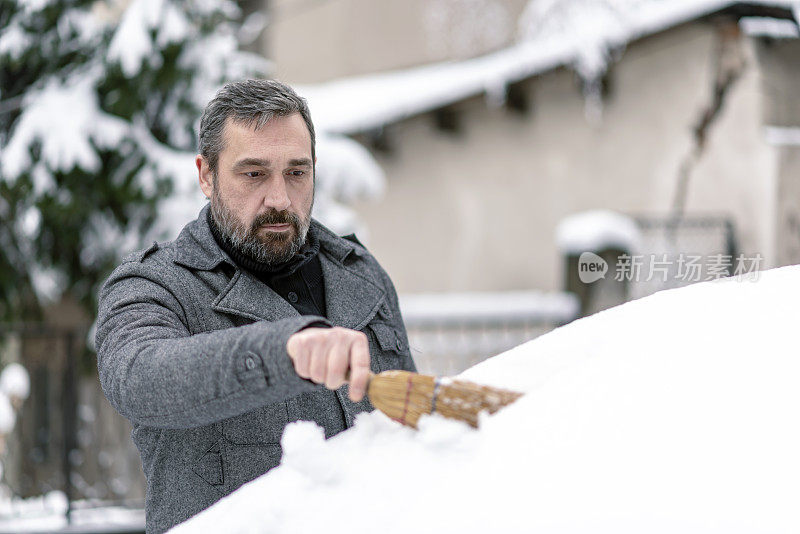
[95,260,325,429]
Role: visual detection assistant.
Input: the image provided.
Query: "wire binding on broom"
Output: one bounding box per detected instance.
[397,372,414,426]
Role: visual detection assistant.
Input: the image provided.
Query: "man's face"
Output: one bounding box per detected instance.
[197,113,315,266]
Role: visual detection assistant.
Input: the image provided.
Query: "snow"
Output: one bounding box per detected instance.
[297,41,574,135]
[107,0,190,76]
[173,265,800,533]
[311,133,387,235]
[556,209,641,254]
[399,291,579,326]
[0,493,145,532]
[0,74,129,180]
[739,16,800,38]
[0,363,30,402]
[315,134,385,204]
[17,0,52,15]
[298,0,797,135]
[0,23,32,60]
[0,394,14,434]
[764,126,800,146]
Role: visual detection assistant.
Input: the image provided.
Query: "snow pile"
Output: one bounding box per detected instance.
[556,209,641,254]
[400,291,579,326]
[174,265,800,533]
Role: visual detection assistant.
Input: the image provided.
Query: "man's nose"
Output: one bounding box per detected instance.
[262,176,291,211]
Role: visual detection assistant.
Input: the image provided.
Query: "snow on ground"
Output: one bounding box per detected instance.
[0,493,145,533]
[556,209,640,254]
[173,265,800,533]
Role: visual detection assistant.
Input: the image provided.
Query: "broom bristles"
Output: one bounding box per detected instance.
[366,370,523,428]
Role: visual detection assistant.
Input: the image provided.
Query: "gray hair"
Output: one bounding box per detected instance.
[198,79,316,175]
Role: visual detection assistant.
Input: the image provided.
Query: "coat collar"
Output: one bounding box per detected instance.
[173,205,384,327]
[173,204,232,271]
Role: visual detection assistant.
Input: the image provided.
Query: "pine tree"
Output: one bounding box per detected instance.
[0,0,266,321]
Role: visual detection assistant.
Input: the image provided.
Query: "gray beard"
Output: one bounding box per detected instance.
[210,188,311,267]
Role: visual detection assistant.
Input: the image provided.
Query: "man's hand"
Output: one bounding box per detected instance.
[285,327,371,402]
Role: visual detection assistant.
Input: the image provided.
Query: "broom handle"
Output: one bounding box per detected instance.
[343,369,376,381]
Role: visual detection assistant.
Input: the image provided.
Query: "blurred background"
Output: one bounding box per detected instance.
[1,0,799,530]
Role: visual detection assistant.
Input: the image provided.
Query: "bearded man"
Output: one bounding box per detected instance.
[95,79,416,534]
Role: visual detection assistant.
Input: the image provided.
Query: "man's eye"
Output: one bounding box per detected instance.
[243,171,262,178]
[288,170,305,177]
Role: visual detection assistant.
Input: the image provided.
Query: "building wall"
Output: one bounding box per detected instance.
[269,0,529,83]
[351,22,779,293]
[755,38,800,267]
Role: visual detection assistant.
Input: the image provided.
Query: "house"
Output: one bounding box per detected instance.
[265,0,800,303]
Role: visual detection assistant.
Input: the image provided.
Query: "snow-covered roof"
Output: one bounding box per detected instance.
[298,0,799,135]
[740,15,800,37]
[174,265,800,533]
[556,209,641,254]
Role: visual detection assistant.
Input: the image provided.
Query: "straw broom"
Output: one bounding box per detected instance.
[355,370,523,429]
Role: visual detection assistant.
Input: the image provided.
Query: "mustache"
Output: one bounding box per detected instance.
[251,209,301,230]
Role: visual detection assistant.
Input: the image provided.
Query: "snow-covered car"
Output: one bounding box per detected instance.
[174,266,800,533]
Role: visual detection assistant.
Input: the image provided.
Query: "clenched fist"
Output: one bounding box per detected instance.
[285,327,371,402]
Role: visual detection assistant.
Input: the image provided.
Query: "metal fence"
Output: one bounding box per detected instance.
[629,216,738,299]
[0,325,145,533]
[400,291,580,376]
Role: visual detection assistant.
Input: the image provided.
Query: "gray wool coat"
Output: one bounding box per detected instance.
[95,205,416,533]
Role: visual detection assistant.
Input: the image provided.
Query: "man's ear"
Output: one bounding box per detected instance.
[197,155,213,199]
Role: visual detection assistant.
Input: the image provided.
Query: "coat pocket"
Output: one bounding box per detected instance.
[366,321,409,371]
[223,442,283,494]
[192,439,224,487]
[222,401,289,445]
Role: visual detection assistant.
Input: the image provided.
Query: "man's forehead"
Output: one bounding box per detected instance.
[216,113,313,170]
[222,112,308,137]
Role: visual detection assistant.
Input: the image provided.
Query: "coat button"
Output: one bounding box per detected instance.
[287,292,298,303]
[395,337,403,351]
[245,356,256,370]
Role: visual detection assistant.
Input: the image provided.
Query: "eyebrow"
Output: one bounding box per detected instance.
[232,158,271,171]
[288,158,313,167]
[231,157,312,171]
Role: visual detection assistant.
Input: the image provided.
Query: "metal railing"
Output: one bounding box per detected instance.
[0,324,145,533]
[400,291,580,376]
